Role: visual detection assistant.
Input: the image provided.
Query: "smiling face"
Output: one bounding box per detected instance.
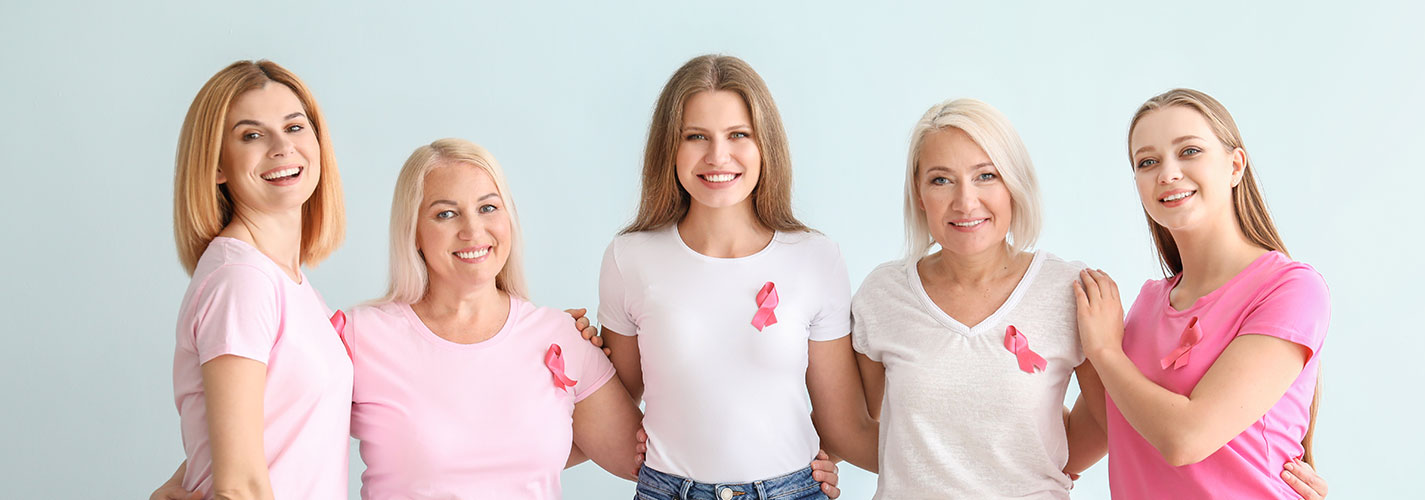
[415,163,512,292]
[675,90,762,212]
[917,127,1014,257]
[1129,105,1245,233]
[217,83,321,214]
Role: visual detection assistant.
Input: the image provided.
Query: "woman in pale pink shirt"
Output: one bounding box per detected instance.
[1073,89,1330,499]
[164,60,353,499]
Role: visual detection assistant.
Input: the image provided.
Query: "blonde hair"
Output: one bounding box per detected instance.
[378,138,528,304]
[903,98,1042,259]
[1127,88,1318,465]
[623,54,808,234]
[172,60,345,275]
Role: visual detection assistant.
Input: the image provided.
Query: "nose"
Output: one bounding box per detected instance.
[456,212,484,241]
[949,181,980,213]
[268,131,297,158]
[1156,160,1183,185]
[703,138,731,166]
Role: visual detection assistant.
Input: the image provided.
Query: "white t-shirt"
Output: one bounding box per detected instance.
[598,225,852,483]
[851,251,1086,500]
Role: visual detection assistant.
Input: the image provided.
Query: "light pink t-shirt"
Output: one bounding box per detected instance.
[172,237,353,499]
[348,296,616,500]
[1107,251,1329,499]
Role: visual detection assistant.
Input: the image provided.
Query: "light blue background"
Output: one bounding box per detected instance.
[1,1,1418,498]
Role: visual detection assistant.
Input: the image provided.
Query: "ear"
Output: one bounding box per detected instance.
[1229,147,1246,188]
[216,167,227,185]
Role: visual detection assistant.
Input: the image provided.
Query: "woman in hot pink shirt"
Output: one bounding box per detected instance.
[345,138,643,499]
[1073,89,1330,499]
[167,60,352,499]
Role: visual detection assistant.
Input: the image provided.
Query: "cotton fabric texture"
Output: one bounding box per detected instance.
[1107,251,1329,499]
[172,237,353,499]
[851,251,1086,499]
[598,226,852,483]
[348,296,615,499]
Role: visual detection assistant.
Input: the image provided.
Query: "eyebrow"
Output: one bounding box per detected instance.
[231,112,308,131]
[682,124,752,133]
[427,193,500,208]
[1133,135,1208,157]
[923,162,994,173]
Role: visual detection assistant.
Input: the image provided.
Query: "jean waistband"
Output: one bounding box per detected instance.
[637,464,822,500]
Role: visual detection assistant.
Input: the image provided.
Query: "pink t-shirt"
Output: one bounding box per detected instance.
[348,296,616,500]
[1107,251,1329,499]
[172,237,353,499]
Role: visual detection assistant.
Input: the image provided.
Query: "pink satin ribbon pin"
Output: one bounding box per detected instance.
[1160,316,1202,370]
[751,281,779,331]
[330,310,353,360]
[545,344,578,392]
[1003,325,1047,374]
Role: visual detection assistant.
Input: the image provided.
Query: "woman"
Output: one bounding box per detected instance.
[1074,88,1330,499]
[597,54,875,500]
[168,60,351,499]
[851,98,1108,499]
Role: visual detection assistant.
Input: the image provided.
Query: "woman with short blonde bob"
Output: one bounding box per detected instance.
[167,59,352,499]
[331,138,641,498]
[851,98,1108,498]
[597,54,870,500]
[1075,89,1331,499]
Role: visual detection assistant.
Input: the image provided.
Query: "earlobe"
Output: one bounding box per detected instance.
[1230,148,1246,187]
[216,168,227,185]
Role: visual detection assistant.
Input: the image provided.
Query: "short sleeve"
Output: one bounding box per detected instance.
[850,293,878,361]
[1237,266,1330,359]
[190,264,281,365]
[597,240,637,336]
[808,244,852,342]
[566,321,617,404]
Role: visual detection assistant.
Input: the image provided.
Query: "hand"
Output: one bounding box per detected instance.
[564,308,609,356]
[810,449,840,499]
[149,484,201,500]
[1072,269,1125,357]
[632,427,647,478]
[1281,457,1328,499]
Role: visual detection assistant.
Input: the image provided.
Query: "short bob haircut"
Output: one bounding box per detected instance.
[378,138,528,304]
[903,98,1042,259]
[623,54,808,234]
[172,60,345,275]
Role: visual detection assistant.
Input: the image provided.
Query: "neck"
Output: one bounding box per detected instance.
[1169,213,1267,290]
[927,242,1022,286]
[222,204,305,281]
[412,278,507,324]
[678,201,773,258]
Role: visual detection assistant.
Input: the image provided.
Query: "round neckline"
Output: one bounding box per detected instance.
[400,295,518,349]
[907,250,1046,337]
[1163,250,1280,315]
[212,236,306,286]
[670,223,780,262]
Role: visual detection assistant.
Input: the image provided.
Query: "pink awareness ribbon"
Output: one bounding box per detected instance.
[545,344,578,392]
[1003,325,1047,374]
[751,282,779,331]
[1160,316,1202,370]
[330,310,353,360]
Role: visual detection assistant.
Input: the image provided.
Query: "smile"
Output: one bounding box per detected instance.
[950,218,989,228]
[1158,190,1196,203]
[699,173,739,183]
[454,247,491,260]
[260,166,303,182]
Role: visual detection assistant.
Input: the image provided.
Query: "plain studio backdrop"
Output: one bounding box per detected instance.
[1,1,1418,497]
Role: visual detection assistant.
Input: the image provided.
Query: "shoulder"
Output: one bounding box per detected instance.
[513,298,579,342]
[1032,251,1089,283]
[774,230,844,262]
[854,259,912,302]
[348,302,406,326]
[1254,253,1329,301]
[609,227,672,254]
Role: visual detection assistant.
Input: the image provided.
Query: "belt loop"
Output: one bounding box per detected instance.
[679,477,694,500]
[754,479,769,500]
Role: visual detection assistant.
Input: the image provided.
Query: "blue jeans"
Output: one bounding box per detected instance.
[635,464,829,500]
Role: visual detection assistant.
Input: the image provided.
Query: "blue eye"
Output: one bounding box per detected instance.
[977,172,997,182]
[286,124,305,133]
[241,131,261,141]
[1136,158,1158,170]
[478,204,498,214]
[684,133,706,141]
[1181,147,1201,156]
[730,131,751,139]
[436,210,457,220]
[930,176,950,185]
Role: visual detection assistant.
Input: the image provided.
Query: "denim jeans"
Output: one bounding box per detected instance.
[635,464,829,500]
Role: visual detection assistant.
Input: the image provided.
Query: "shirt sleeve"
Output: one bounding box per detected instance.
[597,239,637,336]
[190,264,281,365]
[850,293,878,361]
[808,242,853,342]
[1236,265,1331,359]
[567,322,618,404]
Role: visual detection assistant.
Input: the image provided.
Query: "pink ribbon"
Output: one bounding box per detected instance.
[1003,325,1047,374]
[751,282,779,331]
[1160,316,1202,370]
[330,310,352,360]
[545,344,578,392]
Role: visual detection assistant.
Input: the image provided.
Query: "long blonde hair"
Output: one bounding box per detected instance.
[172,60,345,275]
[1128,88,1319,465]
[378,138,528,304]
[622,54,807,234]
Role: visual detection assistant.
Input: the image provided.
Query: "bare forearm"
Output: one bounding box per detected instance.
[1064,397,1107,475]
[815,414,879,473]
[1088,348,1195,458]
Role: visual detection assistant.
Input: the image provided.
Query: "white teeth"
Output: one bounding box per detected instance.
[951,219,988,227]
[261,167,300,180]
[1161,191,1193,202]
[702,174,736,183]
[455,248,490,259]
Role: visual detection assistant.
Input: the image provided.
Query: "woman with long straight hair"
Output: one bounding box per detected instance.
[597,54,874,500]
[1074,88,1330,499]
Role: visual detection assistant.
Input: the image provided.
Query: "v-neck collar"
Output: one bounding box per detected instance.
[907,250,1046,337]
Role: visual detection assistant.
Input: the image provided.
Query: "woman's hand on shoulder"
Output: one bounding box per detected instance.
[1072,268,1126,357]
[564,308,610,356]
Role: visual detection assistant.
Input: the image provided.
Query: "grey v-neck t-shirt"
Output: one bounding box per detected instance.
[852,251,1087,499]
